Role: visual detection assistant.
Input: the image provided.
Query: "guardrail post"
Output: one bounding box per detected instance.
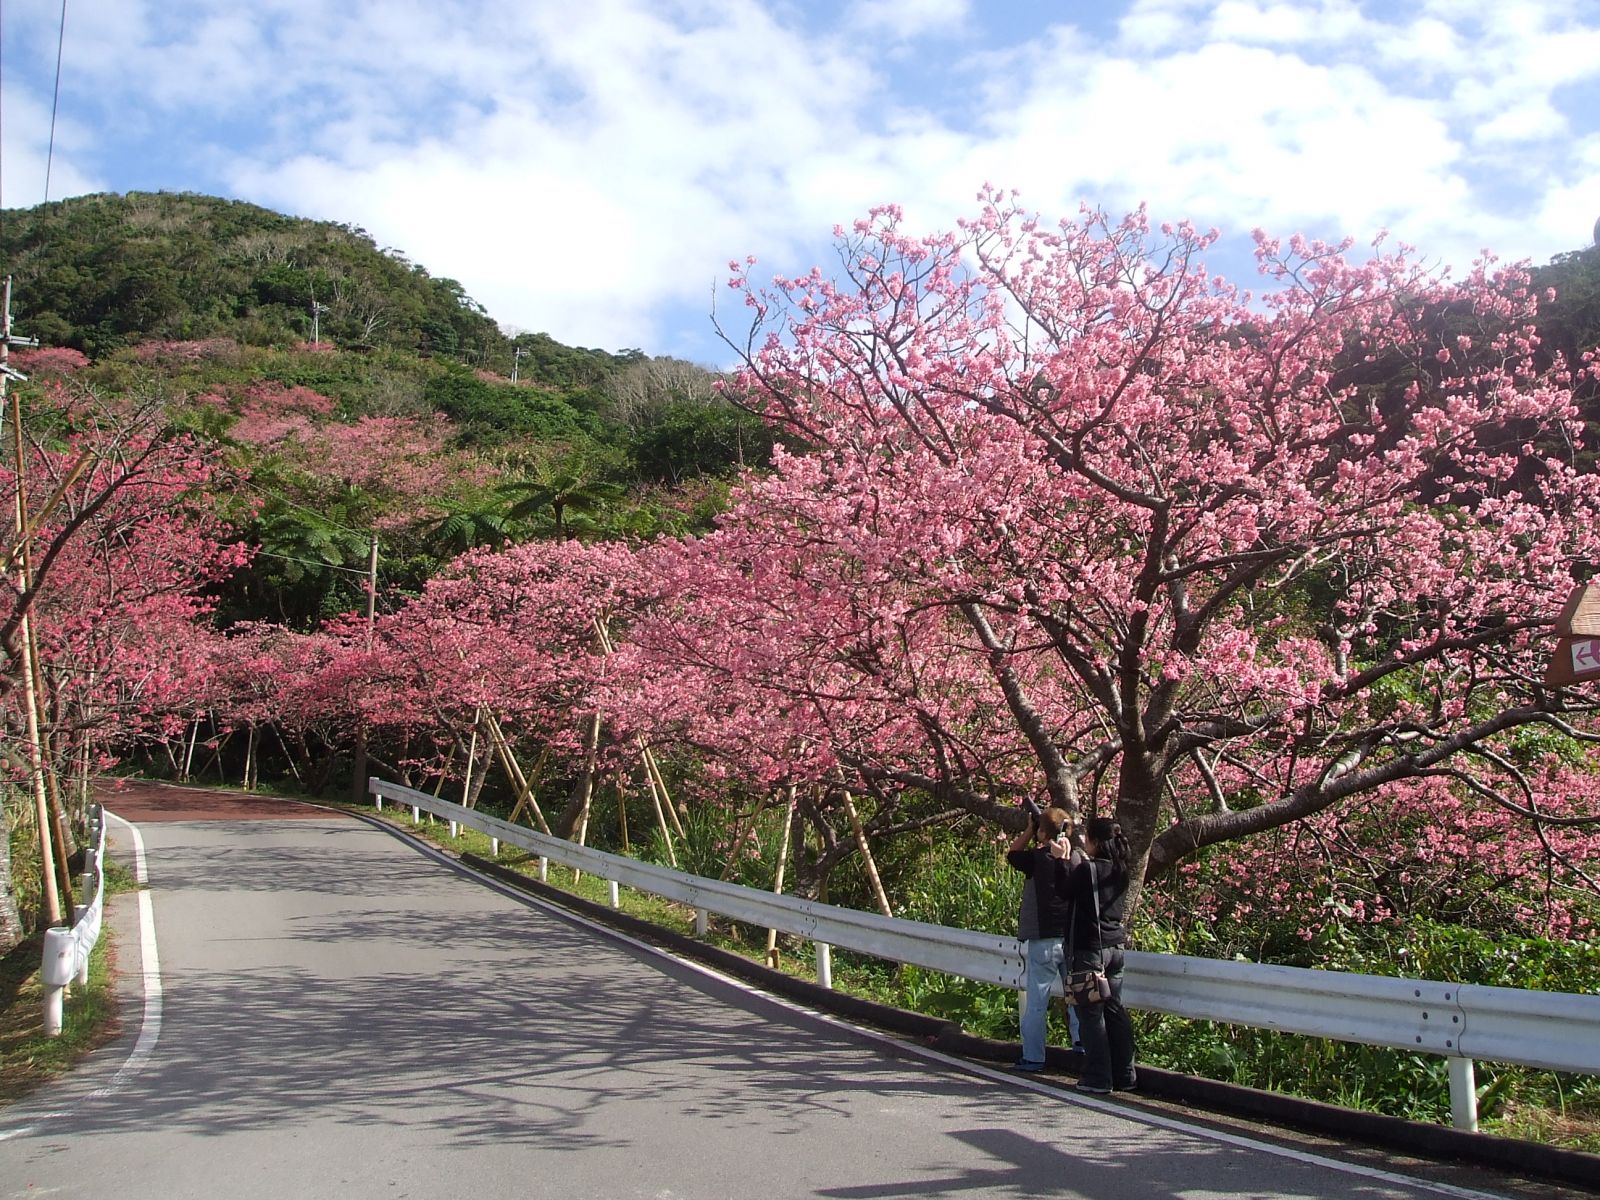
[375,795,384,811]
[609,880,621,909]
[449,820,459,838]
[538,856,548,883]
[815,942,833,990]
[490,837,499,857]
[411,805,420,823]
[76,872,95,986]
[1449,1057,1478,1131]
[41,927,74,1036]
[694,908,708,937]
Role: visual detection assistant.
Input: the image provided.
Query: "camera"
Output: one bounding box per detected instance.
[1019,794,1043,821]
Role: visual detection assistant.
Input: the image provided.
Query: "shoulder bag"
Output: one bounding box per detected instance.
[1064,860,1113,1008]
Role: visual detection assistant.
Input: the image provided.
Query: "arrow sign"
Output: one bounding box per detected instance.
[1546,582,1600,684]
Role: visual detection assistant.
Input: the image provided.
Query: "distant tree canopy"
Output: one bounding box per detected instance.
[1,192,504,363]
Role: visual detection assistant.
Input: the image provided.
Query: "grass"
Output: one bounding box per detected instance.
[0,861,133,1105]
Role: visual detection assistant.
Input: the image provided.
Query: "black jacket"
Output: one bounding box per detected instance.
[1007,846,1071,939]
[1061,856,1128,951]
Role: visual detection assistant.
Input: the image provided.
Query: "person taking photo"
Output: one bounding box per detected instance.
[1005,802,1075,1071]
[1059,815,1138,1094]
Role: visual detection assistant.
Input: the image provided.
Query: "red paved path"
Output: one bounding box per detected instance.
[94,779,343,822]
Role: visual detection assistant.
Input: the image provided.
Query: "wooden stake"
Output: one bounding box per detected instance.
[841,786,893,919]
[28,619,75,922]
[485,713,551,833]
[639,753,678,868]
[460,710,482,809]
[765,784,797,967]
[641,746,687,839]
[181,716,200,782]
[244,724,258,791]
[615,772,630,852]
[270,724,303,786]
[8,353,61,928]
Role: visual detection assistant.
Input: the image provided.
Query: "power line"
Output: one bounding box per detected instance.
[249,548,372,579]
[44,0,66,202]
[225,472,375,538]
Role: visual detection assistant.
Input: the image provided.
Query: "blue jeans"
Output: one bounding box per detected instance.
[1021,938,1070,1063]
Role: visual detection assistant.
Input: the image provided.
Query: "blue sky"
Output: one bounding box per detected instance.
[2,0,1598,366]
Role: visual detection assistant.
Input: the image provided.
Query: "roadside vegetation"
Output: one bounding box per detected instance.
[0,862,134,1104]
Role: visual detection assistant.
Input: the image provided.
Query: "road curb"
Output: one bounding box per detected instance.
[459,850,1600,1193]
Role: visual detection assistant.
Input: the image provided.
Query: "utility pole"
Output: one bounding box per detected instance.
[512,346,526,385]
[2,279,63,928]
[351,533,379,802]
[309,283,328,346]
[365,534,379,645]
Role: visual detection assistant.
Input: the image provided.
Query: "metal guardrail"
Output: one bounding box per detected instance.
[41,804,106,1036]
[369,778,1600,1132]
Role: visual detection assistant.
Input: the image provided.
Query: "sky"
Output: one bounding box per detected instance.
[1,0,1598,367]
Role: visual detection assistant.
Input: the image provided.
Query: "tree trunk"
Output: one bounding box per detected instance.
[554,712,602,838]
[1114,750,1164,925]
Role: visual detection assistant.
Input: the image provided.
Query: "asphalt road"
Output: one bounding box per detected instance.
[0,790,1554,1199]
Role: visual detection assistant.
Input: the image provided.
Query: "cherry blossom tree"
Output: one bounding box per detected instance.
[2,382,249,949]
[710,191,1600,915]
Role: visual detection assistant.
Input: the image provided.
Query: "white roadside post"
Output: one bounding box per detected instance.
[449,819,459,838]
[539,856,548,883]
[40,927,76,1036]
[694,908,708,937]
[1449,1058,1478,1132]
[490,837,499,857]
[609,880,621,909]
[815,942,833,990]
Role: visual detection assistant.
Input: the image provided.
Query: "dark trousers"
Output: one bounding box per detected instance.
[1071,946,1136,1089]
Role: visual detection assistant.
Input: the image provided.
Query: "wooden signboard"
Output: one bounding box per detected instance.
[1545,583,1600,685]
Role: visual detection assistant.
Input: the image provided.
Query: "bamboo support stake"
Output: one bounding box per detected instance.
[181,717,200,781]
[765,785,797,967]
[460,710,482,809]
[572,785,592,885]
[841,787,893,919]
[0,447,95,576]
[9,372,61,928]
[641,746,686,839]
[592,614,687,843]
[198,729,232,781]
[270,725,303,786]
[244,724,258,791]
[28,623,75,922]
[486,713,551,833]
[639,753,678,868]
[615,773,630,852]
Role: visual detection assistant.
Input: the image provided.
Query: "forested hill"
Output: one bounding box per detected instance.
[0,190,598,372]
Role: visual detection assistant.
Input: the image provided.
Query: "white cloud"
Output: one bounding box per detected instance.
[846,0,970,38]
[220,1,886,358]
[0,82,104,210]
[7,0,1600,358]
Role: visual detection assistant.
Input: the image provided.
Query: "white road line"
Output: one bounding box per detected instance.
[91,810,163,1098]
[353,813,1516,1200]
[0,809,163,1141]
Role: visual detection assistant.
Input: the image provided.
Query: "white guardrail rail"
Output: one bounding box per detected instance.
[370,778,1600,1132]
[41,804,107,1036]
